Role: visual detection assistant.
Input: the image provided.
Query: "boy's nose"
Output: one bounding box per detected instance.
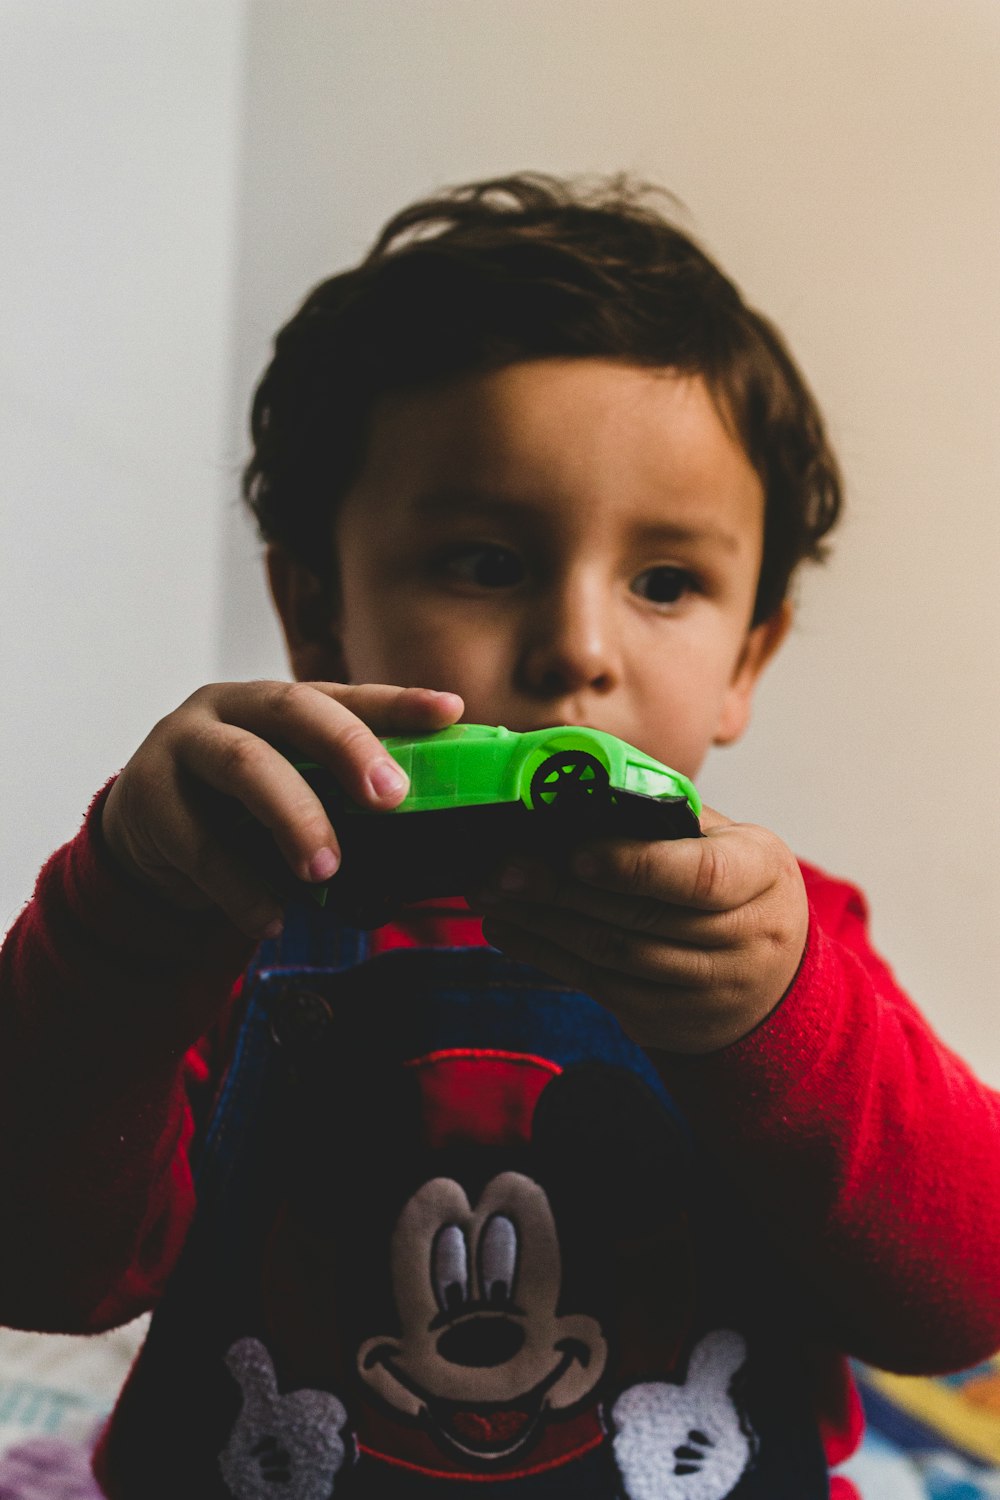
[515,582,619,699]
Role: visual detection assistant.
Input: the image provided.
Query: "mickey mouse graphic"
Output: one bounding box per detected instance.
[356,1165,609,1461]
[218,1036,757,1499]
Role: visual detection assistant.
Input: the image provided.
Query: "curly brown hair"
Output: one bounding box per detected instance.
[243,172,842,624]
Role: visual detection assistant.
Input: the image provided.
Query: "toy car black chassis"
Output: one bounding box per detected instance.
[227,768,701,929]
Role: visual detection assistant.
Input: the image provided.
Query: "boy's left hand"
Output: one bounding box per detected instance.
[467,808,808,1056]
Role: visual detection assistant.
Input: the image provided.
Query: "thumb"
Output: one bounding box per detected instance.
[683,1329,747,1396]
[696,803,733,834]
[224,1337,279,1417]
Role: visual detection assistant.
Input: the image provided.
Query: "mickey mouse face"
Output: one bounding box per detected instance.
[356,1171,607,1460]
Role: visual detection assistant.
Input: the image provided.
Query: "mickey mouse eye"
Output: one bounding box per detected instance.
[432,1224,470,1314]
[478,1214,518,1306]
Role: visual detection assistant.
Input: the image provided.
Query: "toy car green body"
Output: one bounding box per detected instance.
[367,723,701,818]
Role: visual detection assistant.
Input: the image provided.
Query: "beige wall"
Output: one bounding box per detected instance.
[221,0,1000,1082]
[1,0,246,925]
[5,2,997,1081]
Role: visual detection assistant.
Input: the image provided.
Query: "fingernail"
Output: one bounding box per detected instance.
[369,761,408,800]
[309,847,339,881]
[498,864,525,893]
[261,917,284,940]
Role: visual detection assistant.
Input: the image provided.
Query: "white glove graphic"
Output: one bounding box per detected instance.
[219,1336,348,1500]
[612,1329,753,1500]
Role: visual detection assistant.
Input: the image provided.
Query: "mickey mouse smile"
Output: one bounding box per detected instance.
[366,1326,593,1458]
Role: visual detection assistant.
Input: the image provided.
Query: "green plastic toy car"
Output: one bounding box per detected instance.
[230,723,702,928]
[362,722,700,817]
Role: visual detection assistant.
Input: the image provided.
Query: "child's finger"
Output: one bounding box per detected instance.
[570,820,782,914]
[315,682,465,735]
[152,786,288,938]
[470,873,737,952]
[481,902,721,988]
[177,727,347,884]
[473,817,780,927]
[209,680,462,809]
[694,803,730,833]
[187,852,286,940]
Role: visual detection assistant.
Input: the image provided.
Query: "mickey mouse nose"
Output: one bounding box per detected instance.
[437,1317,525,1368]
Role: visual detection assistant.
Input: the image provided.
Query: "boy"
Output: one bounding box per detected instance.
[2,173,999,1499]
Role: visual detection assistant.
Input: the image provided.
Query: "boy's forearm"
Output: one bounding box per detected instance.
[650,882,1000,1373]
[0,1044,198,1332]
[0,783,253,1331]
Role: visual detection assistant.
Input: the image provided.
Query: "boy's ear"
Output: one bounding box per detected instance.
[713,600,793,747]
[266,545,348,683]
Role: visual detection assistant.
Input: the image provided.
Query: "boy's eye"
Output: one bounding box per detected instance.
[631,566,697,605]
[442,544,525,588]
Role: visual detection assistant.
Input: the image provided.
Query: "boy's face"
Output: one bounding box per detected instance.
[274,359,789,779]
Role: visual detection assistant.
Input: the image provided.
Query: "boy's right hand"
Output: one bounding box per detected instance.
[101,680,464,938]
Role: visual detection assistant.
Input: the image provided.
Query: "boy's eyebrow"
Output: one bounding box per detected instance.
[411,487,743,552]
[411,487,536,518]
[631,520,743,554]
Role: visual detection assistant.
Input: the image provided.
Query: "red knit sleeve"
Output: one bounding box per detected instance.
[0,782,255,1333]
[651,861,1000,1374]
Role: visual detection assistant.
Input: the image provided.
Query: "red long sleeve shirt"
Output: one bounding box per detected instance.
[2,786,999,1486]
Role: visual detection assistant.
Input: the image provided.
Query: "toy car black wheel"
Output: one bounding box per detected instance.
[529,752,611,811]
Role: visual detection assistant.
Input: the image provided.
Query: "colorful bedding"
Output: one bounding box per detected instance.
[840,1359,1000,1499]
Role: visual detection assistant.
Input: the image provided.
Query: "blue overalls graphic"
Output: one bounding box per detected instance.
[95,903,831,1499]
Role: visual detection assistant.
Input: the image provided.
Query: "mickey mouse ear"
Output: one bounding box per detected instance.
[530,1062,693,1237]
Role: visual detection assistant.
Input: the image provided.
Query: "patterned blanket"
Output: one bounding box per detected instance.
[839,1358,1000,1499]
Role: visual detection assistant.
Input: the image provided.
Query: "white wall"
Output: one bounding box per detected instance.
[4,2,998,1084]
[0,0,246,927]
[221,0,1000,1083]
